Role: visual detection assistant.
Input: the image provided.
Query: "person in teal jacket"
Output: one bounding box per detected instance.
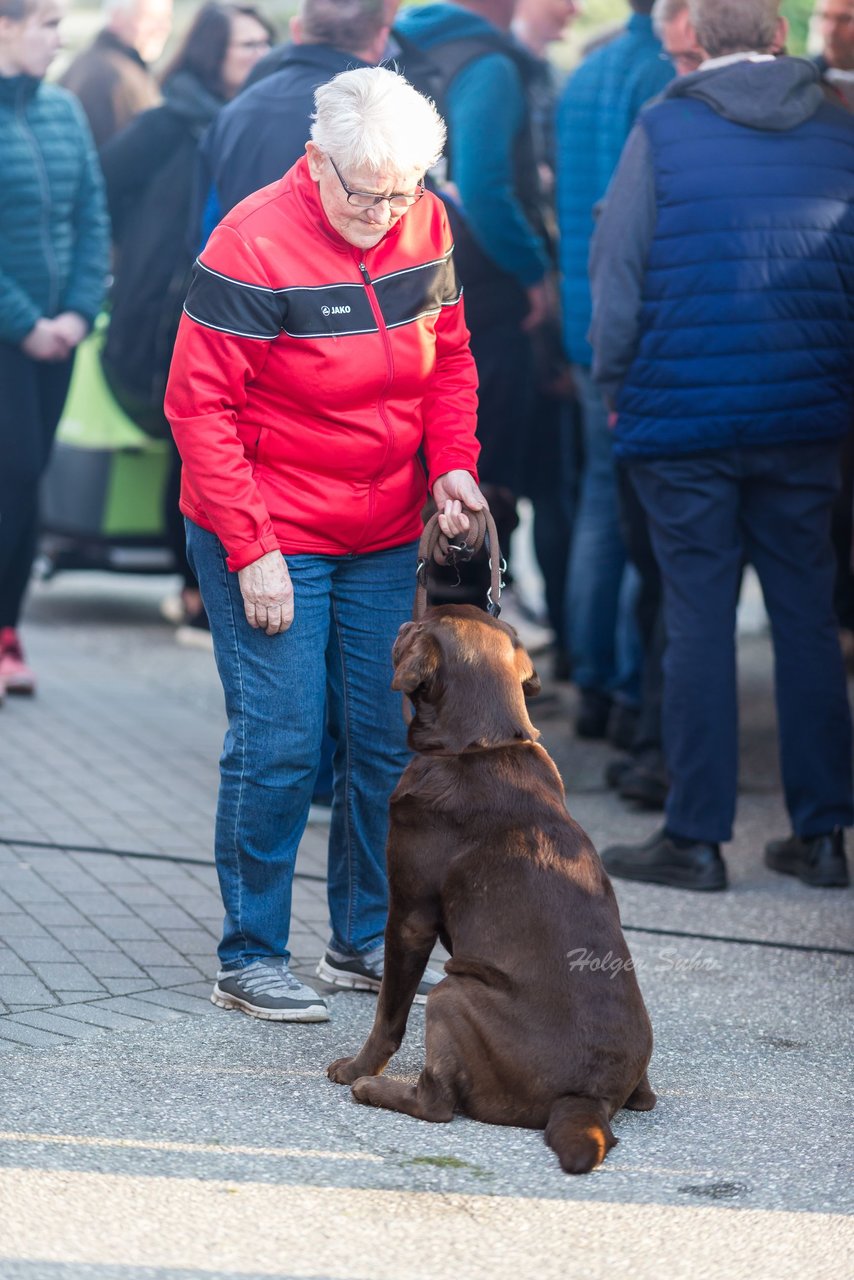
[0,0,109,699]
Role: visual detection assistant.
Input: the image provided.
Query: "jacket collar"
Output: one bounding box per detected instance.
[94,28,148,69]
[0,73,40,105]
[289,154,405,258]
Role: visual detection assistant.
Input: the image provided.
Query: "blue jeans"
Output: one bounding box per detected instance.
[630,443,853,843]
[186,521,416,970]
[565,365,640,702]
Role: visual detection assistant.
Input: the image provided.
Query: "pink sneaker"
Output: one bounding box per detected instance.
[0,628,36,695]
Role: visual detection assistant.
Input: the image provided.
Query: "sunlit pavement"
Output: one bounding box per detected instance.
[0,569,851,1279]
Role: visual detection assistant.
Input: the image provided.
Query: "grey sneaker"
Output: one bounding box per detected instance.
[316,947,444,1004]
[212,960,329,1022]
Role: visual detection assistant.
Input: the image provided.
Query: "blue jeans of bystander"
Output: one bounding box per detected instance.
[566,365,640,702]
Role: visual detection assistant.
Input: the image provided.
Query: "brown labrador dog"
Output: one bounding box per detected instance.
[327,604,655,1174]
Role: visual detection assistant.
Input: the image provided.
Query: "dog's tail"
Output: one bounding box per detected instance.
[545,1096,617,1175]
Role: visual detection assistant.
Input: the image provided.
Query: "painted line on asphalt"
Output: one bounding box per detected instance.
[0,1131,384,1162]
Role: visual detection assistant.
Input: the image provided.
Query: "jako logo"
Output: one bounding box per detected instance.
[322,304,351,316]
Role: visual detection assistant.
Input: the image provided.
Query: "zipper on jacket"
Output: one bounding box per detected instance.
[358,259,396,530]
[18,83,60,317]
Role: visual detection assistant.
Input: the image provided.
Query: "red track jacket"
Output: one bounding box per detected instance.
[165,156,480,571]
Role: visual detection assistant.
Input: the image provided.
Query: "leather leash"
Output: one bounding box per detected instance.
[413,507,505,621]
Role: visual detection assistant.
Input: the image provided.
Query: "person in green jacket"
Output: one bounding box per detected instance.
[0,0,109,698]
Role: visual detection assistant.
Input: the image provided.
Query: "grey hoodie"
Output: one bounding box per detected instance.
[667,55,824,131]
[588,57,837,404]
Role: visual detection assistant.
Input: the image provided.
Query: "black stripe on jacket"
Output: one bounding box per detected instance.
[183,252,463,340]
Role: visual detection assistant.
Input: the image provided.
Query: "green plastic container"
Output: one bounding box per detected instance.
[41,320,172,551]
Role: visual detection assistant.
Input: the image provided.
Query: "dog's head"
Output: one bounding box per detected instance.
[392,604,542,755]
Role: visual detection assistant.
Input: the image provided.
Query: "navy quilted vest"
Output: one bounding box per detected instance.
[614,97,854,459]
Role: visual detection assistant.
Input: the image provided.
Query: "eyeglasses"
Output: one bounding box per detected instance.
[660,48,705,72]
[230,39,271,50]
[328,157,424,211]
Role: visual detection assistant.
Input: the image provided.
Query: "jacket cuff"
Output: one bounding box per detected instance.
[4,307,42,346]
[515,260,549,289]
[61,301,97,332]
[428,459,480,490]
[224,532,281,573]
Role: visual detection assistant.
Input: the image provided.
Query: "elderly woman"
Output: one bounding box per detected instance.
[165,66,484,1022]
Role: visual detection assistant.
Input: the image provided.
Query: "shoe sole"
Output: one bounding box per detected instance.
[210,987,329,1021]
[316,957,431,1004]
[764,856,850,889]
[4,679,35,695]
[605,862,727,892]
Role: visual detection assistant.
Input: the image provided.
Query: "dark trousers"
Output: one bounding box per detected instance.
[469,320,534,495]
[165,439,197,591]
[629,442,853,843]
[616,462,664,755]
[832,424,854,629]
[0,342,74,627]
[524,393,579,650]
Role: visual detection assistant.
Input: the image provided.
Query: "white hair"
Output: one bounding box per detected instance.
[688,0,780,56]
[311,67,446,180]
[653,0,688,38]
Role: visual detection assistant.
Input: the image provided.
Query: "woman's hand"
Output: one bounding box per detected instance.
[21,319,69,362]
[51,311,89,352]
[432,470,489,539]
[237,550,294,635]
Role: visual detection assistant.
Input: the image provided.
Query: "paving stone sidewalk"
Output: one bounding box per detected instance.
[0,573,336,1049]
[1,570,852,1056]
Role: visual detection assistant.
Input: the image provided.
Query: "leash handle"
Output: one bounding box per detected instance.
[413,507,504,621]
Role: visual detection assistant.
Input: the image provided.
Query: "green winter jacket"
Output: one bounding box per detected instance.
[0,73,109,344]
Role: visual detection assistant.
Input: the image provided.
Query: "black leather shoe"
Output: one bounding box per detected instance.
[764,829,850,888]
[619,751,668,811]
[602,827,727,892]
[576,688,612,739]
[605,756,633,790]
[607,702,639,751]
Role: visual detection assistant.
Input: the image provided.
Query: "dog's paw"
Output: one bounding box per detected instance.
[327,1056,364,1085]
[352,1076,383,1106]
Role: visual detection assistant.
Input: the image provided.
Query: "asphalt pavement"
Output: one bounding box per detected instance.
[0,568,851,1280]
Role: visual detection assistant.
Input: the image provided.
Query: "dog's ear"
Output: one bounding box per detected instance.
[514,644,541,699]
[391,622,440,694]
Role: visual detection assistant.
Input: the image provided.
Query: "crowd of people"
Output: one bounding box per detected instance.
[0,0,851,1019]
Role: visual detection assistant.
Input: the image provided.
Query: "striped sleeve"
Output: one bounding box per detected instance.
[183,229,284,339]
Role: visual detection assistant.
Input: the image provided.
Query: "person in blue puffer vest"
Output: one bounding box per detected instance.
[591,0,854,893]
[555,1,675,747]
[0,0,109,699]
